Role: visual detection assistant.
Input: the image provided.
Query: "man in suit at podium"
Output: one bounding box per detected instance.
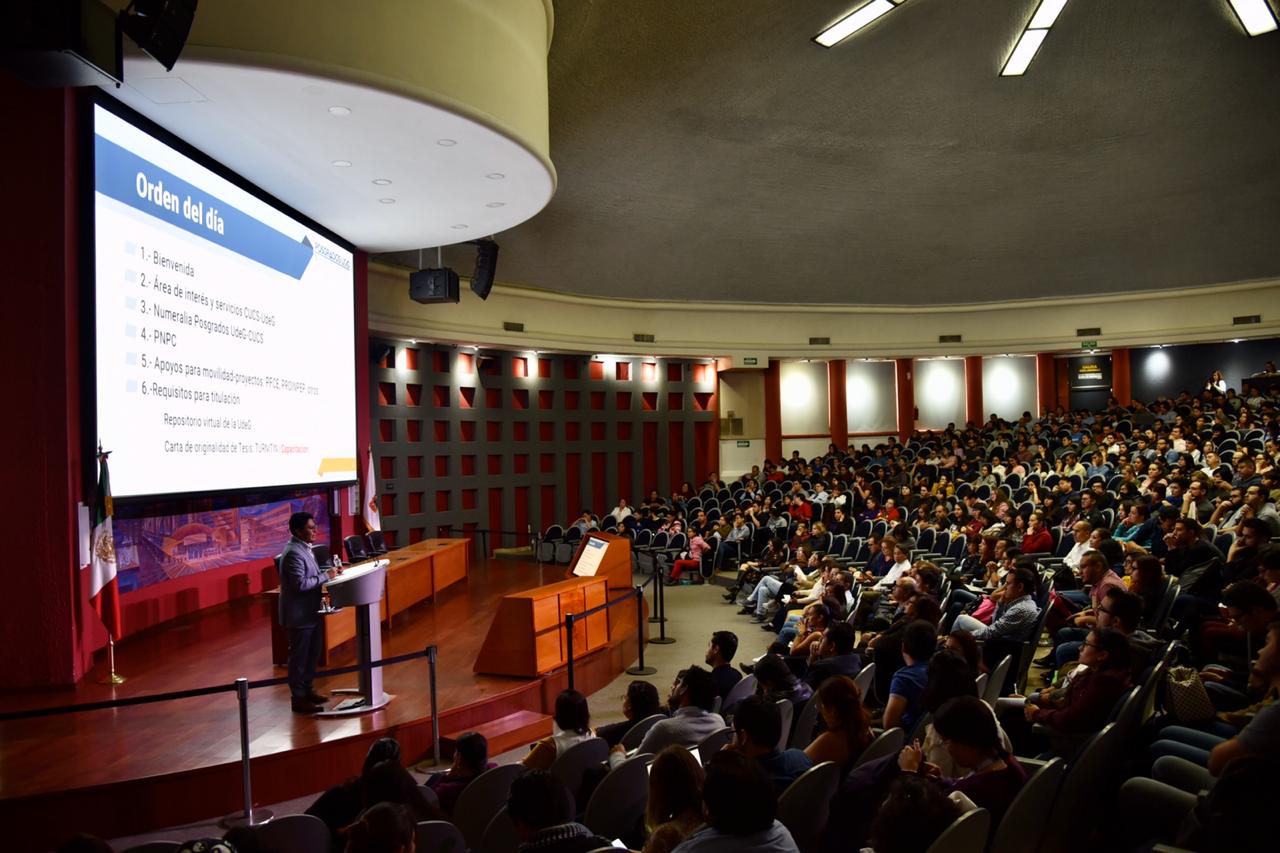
[280,512,336,713]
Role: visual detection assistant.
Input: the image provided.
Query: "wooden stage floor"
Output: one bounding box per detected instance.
[0,558,645,851]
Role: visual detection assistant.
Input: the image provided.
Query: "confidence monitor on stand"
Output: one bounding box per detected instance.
[317,558,391,717]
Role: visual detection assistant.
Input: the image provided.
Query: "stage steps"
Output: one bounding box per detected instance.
[437,709,552,759]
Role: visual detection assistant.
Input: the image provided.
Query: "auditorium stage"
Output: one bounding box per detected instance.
[0,558,646,851]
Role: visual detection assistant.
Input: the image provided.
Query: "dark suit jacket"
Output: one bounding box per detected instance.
[279,537,325,628]
[804,652,863,690]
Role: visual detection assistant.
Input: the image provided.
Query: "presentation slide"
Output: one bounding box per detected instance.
[92,101,357,498]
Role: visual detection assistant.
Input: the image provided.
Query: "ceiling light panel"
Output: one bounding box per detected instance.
[813,0,902,48]
[1228,0,1279,36]
[1001,0,1069,77]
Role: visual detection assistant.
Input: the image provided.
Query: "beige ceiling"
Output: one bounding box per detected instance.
[378,0,1280,306]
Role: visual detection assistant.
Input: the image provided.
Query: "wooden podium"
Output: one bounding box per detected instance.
[473,532,632,677]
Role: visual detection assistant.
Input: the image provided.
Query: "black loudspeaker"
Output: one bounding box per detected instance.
[119,0,198,72]
[470,239,499,300]
[409,267,460,304]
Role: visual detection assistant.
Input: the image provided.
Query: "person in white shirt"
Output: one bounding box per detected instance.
[1063,520,1093,571]
[878,543,913,590]
[610,499,634,521]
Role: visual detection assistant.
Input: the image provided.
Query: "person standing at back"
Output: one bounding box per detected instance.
[279,511,336,714]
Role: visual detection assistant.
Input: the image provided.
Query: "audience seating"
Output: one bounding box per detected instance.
[478,806,520,853]
[618,713,667,751]
[1037,723,1124,853]
[776,761,841,853]
[852,727,904,770]
[696,726,734,759]
[789,691,822,749]
[453,763,526,850]
[548,737,609,806]
[120,844,180,853]
[774,698,795,751]
[583,751,652,841]
[926,807,990,853]
[720,673,757,716]
[251,813,330,853]
[852,662,875,701]
[987,758,1066,853]
[414,820,466,853]
[982,655,1013,707]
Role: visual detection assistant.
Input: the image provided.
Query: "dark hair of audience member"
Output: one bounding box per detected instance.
[1097,538,1124,567]
[343,802,414,853]
[625,679,663,720]
[921,651,978,714]
[1009,566,1039,599]
[1194,756,1280,853]
[711,629,739,662]
[911,596,943,628]
[1129,556,1164,596]
[507,769,574,832]
[932,695,1003,754]
[455,731,489,774]
[1103,588,1143,632]
[751,654,797,692]
[553,688,591,734]
[362,759,440,820]
[1221,580,1279,615]
[944,630,980,674]
[1089,628,1133,672]
[222,826,261,853]
[680,665,718,711]
[902,620,938,663]
[645,744,705,831]
[868,774,961,853]
[825,621,857,656]
[816,675,872,745]
[362,737,402,776]
[701,750,778,836]
[733,694,783,750]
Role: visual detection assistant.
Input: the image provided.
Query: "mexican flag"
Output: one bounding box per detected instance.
[90,448,122,640]
[363,446,381,532]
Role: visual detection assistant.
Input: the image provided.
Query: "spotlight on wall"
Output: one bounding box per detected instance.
[469,239,499,300]
[119,0,198,72]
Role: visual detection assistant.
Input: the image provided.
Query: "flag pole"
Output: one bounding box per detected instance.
[100,636,126,685]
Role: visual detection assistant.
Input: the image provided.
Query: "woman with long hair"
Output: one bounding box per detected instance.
[642,745,705,853]
[522,689,595,770]
[804,675,873,772]
[343,802,415,853]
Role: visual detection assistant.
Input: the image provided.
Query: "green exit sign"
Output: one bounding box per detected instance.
[1080,340,1097,349]
[742,357,758,366]
[737,440,751,448]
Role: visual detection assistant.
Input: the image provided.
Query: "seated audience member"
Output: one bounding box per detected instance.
[1063,521,1093,570]
[883,620,937,733]
[804,674,874,773]
[342,802,415,853]
[954,567,1040,678]
[596,680,665,747]
[728,694,814,793]
[1125,554,1168,626]
[671,751,800,853]
[1114,502,1157,547]
[867,594,942,702]
[753,653,813,709]
[524,689,595,770]
[1020,511,1053,555]
[423,731,495,815]
[643,745,707,853]
[613,667,725,764]
[306,737,404,846]
[705,630,743,699]
[362,759,443,824]
[1005,627,1132,755]
[507,770,612,853]
[942,629,981,676]
[1196,581,1278,709]
[1163,517,1224,580]
[803,621,863,690]
[863,775,961,853]
[1048,587,1159,679]
[899,695,1027,826]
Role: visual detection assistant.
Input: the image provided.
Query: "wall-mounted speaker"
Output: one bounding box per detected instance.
[470,239,499,300]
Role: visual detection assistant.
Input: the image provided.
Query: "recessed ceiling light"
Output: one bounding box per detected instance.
[378,198,396,204]
[485,172,506,180]
[485,201,505,208]
[1000,27,1049,76]
[372,178,392,186]
[813,0,903,48]
[437,139,457,147]
[331,159,352,167]
[328,105,351,116]
[1227,0,1279,35]
[1028,0,1069,29]
[451,224,468,229]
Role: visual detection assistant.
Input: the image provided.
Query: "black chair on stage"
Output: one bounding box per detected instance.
[365,530,389,555]
[344,534,371,563]
[311,544,332,567]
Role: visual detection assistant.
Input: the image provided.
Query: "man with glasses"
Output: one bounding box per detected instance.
[280,511,338,713]
[1220,484,1280,538]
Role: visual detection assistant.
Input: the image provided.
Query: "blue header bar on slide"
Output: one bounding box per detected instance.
[95,135,314,279]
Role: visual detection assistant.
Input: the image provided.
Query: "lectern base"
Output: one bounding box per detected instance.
[314,690,393,717]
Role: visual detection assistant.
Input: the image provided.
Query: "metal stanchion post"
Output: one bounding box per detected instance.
[650,563,675,645]
[647,565,664,624]
[413,645,444,772]
[626,586,657,676]
[221,678,273,828]
[565,613,576,692]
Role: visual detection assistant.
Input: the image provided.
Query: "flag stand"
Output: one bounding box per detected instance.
[98,636,126,685]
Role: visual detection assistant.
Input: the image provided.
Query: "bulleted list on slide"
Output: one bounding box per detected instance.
[94,104,356,498]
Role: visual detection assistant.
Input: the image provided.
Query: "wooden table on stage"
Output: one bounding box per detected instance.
[269,538,470,665]
[473,576,610,677]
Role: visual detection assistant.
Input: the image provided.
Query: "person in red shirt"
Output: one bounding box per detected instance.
[1020,511,1054,555]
